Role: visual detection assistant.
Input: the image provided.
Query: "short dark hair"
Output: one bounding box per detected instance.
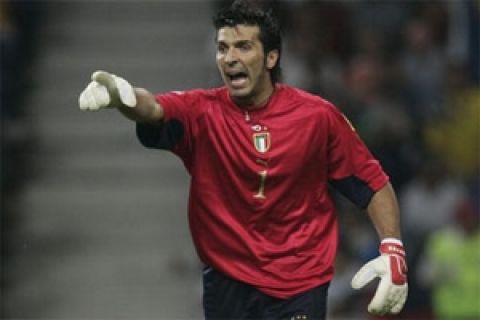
[213,0,283,83]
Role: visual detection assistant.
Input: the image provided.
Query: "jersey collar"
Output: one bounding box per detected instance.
[222,84,283,120]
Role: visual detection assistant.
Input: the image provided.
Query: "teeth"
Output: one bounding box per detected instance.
[230,75,247,87]
[227,71,246,78]
[230,75,246,80]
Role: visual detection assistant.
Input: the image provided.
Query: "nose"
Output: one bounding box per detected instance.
[224,48,238,65]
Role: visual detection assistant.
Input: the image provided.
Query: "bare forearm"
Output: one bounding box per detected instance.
[117,88,164,123]
[367,182,402,240]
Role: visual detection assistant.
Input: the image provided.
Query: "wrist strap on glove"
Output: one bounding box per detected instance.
[380,239,407,285]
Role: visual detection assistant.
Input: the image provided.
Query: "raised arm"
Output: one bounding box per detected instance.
[119,87,164,123]
[79,70,164,123]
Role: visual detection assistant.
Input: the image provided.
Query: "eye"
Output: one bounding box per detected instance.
[217,43,228,54]
[238,42,252,51]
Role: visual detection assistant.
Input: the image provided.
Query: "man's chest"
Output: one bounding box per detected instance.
[192,108,326,181]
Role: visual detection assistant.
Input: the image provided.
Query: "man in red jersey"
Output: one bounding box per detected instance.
[79,1,407,319]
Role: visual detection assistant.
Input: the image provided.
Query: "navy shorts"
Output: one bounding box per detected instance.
[202,267,329,320]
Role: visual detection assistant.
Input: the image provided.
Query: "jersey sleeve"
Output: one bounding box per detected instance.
[136,90,200,163]
[325,104,389,208]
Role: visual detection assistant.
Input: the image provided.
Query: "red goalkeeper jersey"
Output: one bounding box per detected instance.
[136,84,388,299]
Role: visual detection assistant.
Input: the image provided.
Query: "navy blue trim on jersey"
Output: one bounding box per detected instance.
[136,119,184,150]
[203,267,329,320]
[329,175,375,208]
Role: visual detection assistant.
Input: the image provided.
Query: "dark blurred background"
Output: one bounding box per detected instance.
[1,1,478,319]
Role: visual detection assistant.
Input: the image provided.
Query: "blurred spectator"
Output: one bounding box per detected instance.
[399,159,467,318]
[417,199,479,319]
[423,63,480,180]
[282,0,351,100]
[401,160,467,240]
[446,0,480,83]
[342,54,415,190]
[400,18,448,123]
[349,0,408,60]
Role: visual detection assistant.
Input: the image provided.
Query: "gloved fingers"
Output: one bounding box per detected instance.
[367,276,391,315]
[92,82,111,109]
[79,85,98,111]
[115,76,137,107]
[85,86,99,111]
[351,257,387,289]
[79,90,88,111]
[368,280,408,316]
[91,70,116,89]
[79,82,110,111]
[389,284,408,314]
[91,70,136,108]
[351,261,376,289]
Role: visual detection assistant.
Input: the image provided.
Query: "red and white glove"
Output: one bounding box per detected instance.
[351,238,408,315]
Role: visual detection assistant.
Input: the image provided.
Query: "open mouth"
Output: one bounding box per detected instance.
[227,71,248,88]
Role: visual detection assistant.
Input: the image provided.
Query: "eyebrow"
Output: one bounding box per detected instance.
[217,39,254,46]
[236,40,252,46]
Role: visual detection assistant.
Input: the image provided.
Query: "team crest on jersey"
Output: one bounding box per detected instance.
[253,132,271,153]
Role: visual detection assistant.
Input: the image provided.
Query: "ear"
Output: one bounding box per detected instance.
[266,50,279,70]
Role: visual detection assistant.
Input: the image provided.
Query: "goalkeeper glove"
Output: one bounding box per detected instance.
[79,70,137,111]
[351,238,408,316]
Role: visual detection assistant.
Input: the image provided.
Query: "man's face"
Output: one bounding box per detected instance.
[216,24,277,106]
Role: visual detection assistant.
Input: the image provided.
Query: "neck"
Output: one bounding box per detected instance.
[233,82,275,110]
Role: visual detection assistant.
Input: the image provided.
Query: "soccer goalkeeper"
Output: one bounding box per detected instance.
[79,1,407,319]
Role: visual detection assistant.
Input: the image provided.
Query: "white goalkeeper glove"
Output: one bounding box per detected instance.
[351,238,408,316]
[79,70,137,111]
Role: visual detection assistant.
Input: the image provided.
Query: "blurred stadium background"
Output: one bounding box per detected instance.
[1,1,478,319]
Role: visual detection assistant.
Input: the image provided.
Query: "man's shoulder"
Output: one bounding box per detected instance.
[155,87,226,111]
[178,87,226,101]
[279,84,337,112]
